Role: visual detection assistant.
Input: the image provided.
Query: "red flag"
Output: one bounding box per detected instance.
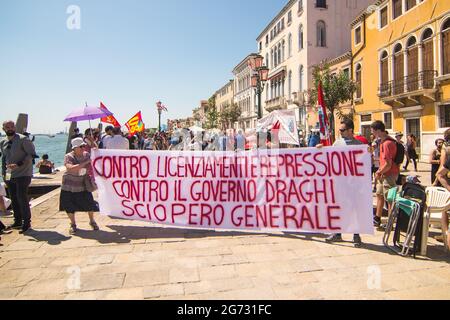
[272,120,281,130]
[156,101,168,112]
[125,111,145,136]
[317,82,332,146]
[100,102,121,128]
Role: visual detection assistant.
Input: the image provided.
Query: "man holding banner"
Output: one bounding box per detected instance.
[324,118,364,248]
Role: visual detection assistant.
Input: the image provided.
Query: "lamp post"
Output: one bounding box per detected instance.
[248,55,269,120]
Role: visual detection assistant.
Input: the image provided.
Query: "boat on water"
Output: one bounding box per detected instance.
[34,134,56,138]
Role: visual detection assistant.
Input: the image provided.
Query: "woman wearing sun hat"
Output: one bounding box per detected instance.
[59,137,99,235]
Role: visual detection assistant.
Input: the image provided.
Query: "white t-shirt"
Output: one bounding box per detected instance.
[105,135,130,150]
[101,135,112,148]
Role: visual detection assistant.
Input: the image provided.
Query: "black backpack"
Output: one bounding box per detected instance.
[393,183,426,258]
[385,137,405,165]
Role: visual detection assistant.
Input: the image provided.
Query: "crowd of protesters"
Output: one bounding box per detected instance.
[1,119,449,250]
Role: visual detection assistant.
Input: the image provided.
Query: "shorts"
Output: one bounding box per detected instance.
[376,175,398,199]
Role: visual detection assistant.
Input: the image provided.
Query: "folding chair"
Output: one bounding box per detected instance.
[383,187,422,257]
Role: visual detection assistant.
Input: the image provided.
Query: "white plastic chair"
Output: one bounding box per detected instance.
[421,187,450,255]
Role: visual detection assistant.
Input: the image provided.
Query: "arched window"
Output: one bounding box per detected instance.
[380,51,389,84]
[288,33,292,57]
[299,25,304,50]
[380,51,389,97]
[421,28,434,88]
[407,37,418,91]
[278,44,282,65]
[317,20,326,47]
[393,43,404,94]
[299,65,304,92]
[442,18,450,75]
[355,64,362,99]
[273,49,277,68]
[288,71,292,100]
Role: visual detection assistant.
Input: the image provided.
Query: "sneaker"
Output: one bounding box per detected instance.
[19,225,31,234]
[0,229,13,235]
[325,234,343,243]
[373,216,381,227]
[8,222,23,230]
[353,235,362,248]
[89,221,99,231]
[69,224,77,235]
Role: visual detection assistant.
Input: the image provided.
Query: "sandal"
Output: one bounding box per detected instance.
[89,221,99,231]
[69,224,77,235]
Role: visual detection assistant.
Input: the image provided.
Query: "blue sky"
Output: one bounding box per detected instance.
[0,0,285,133]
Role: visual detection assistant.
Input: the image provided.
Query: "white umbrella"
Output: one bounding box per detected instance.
[189,125,205,133]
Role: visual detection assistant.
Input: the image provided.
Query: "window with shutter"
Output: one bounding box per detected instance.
[407,46,418,91]
[422,39,434,71]
[361,114,372,122]
[355,27,361,45]
[380,6,388,28]
[393,0,402,19]
[443,21,450,75]
[381,57,389,85]
[384,113,393,130]
[440,105,450,128]
[406,0,416,11]
[355,64,362,99]
[394,50,404,95]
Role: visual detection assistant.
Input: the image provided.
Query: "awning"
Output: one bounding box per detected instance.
[268,67,286,81]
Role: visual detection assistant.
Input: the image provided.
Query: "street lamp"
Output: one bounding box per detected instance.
[156,101,162,132]
[248,55,269,120]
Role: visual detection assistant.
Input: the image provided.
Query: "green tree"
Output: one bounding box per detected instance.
[205,107,219,129]
[204,95,219,129]
[308,62,357,138]
[219,103,241,130]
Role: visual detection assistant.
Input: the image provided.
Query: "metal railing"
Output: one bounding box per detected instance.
[379,70,437,98]
[265,97,286,111]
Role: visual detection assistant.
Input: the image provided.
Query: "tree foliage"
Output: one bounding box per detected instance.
[308,62,357,136]
[219,103,241,130]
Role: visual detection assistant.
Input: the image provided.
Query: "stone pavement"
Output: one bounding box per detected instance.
[0,162,448,300]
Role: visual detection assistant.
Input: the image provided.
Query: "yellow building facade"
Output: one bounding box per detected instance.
[350,0,450,161]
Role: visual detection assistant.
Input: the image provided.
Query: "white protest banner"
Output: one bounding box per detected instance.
[91,146,374,234]
[257,109,299,145]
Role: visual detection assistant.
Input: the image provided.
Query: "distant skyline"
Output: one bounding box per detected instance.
[0,0,285,133]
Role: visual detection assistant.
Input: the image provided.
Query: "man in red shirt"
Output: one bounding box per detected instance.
[371,121,400,228]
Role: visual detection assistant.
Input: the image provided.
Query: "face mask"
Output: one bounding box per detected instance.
[5,130,15,137]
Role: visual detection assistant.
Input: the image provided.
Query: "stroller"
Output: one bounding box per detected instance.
[383,182,426,258]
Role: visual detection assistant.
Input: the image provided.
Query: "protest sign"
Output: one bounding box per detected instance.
[257,109,299,145]
[91,146,373,234]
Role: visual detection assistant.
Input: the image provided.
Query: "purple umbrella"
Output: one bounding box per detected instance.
[64,104,113,122]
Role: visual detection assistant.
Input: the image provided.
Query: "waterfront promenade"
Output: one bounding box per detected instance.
[0,163,448,300]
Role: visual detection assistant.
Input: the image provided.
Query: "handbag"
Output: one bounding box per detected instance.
[71,153,98,193]
[83,175,98,193]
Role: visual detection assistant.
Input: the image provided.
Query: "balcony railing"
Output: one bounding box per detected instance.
[379,70,437,98]
[265,97,286,111]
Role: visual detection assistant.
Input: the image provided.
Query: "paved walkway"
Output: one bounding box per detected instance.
[0,162,448,300]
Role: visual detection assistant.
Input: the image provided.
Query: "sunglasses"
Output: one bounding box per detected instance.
[339,128,348,133]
